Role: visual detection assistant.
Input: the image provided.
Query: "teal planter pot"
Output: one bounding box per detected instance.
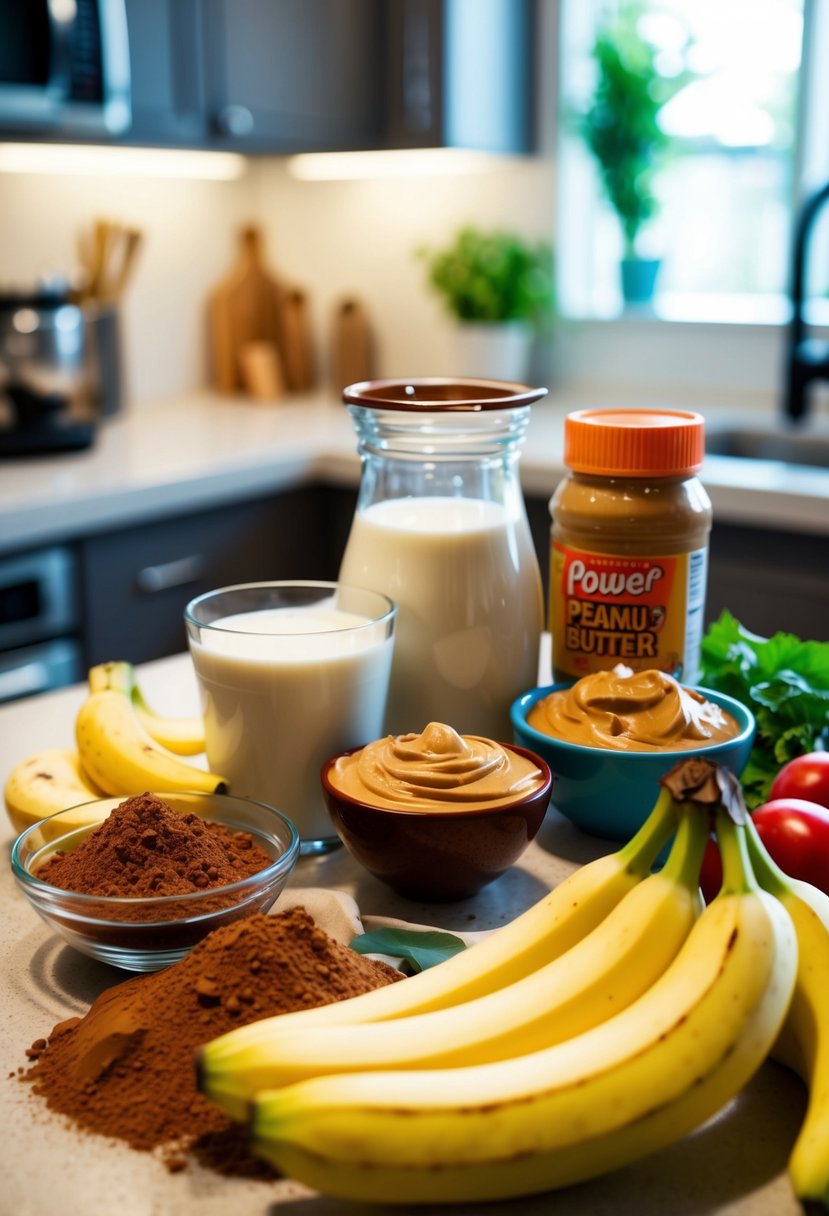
[621,257,661,305]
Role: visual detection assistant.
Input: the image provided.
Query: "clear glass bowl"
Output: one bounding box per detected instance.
[11,792,300,972]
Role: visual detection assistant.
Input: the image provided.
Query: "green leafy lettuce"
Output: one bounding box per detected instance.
[700,611,829,808]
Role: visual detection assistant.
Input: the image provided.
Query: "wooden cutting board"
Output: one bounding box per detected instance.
[331,296,374,392]
[208,225,286,395]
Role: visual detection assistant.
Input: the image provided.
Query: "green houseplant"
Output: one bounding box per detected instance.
[581,6,688,303]
[417,227,554,381]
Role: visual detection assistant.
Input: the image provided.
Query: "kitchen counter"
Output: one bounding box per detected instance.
[0,655,809,1216]
[2,391,828,557]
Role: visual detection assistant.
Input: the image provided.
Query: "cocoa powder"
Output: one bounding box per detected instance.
[37,791,272,898]
[22,907,402,1176]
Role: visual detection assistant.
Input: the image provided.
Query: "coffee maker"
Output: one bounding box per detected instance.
[0,288,119,456]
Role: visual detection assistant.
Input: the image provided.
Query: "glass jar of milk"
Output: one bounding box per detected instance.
[338,378,547,740]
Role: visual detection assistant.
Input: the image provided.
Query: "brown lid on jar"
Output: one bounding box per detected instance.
[343,378,548,412]
[564,408,706,476]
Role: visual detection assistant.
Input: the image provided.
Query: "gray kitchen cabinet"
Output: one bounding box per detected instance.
[4,483,826,702]
[122,0,534,154]
[123,0,205,146]
[78,487,330,668]
[703,521,829,643]
[386,0,535,153]
[202,0,385,153]
[123,0,385,152]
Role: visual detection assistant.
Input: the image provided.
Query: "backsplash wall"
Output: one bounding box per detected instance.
[0,157,555,406]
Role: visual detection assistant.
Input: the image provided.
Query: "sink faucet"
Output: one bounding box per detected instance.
[785,179,829,423]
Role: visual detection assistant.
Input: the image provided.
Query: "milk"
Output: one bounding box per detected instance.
[339,497,543,738]
[188,603,394,846]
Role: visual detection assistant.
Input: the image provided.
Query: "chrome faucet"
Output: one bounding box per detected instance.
[785,179,829,422]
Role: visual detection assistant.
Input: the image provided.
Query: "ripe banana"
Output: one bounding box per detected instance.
[200,803,707,1119]
[76,678,225,797]
[246,810,797,1205]
[748,819,829,1211]
[200,783,678,1078]
[4,748,106,838]
[88,661,206,755]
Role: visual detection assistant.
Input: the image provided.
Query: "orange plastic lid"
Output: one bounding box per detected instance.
[564,408,705,477]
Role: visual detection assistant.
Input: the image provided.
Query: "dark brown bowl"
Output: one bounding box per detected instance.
[321,743,553,902]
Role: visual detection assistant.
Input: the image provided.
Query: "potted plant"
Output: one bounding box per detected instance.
[417,227,554,381]
[580,6,689,304]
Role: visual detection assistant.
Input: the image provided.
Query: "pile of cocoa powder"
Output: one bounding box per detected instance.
[37,791,272,898]
[21,907,402,1176]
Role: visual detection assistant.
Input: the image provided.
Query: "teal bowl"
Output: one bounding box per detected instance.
[510,682,755,842]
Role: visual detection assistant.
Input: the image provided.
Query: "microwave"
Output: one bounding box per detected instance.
[0,0,130,137]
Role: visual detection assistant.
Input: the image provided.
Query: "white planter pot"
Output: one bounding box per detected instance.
[451,321,534,384]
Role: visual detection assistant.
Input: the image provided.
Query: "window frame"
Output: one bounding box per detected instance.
[544,0,829,414]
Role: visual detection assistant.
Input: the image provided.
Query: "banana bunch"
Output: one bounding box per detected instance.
[201,798,707,1113]
[5,661,223,834]
[4,747,107,839]
[197,760,829,1208]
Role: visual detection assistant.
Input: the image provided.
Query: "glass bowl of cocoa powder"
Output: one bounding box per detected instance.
[11,791,300,972]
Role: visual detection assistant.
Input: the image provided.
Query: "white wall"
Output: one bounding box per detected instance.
[0,168,260,404]
[249,156,556,389]
[0,155,555,405]
[0,0,561,408]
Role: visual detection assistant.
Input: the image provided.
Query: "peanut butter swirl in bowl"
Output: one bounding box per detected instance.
[512,667,755,842]
[331,722,545,811]
[321,724,553,900]
[526,666,740,753]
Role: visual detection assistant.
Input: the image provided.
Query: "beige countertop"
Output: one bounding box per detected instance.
[0,654,809,1215]
[2,391,828,556]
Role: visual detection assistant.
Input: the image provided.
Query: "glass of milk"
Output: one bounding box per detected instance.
[184,581,396,855]
[338,378,547,740]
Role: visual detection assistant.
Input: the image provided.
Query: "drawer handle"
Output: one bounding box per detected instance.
[135,555,206,595]
[214,105,255,137]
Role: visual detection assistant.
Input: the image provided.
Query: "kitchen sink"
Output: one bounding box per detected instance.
[705,425,829,469]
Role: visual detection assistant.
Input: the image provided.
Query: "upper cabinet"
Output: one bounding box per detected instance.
[386,0,534,154]
[201,0,386,152]
[125,0,205,146]
[123,0,534,155]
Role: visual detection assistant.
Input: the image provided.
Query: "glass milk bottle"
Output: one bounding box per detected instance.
[338,378,547,740]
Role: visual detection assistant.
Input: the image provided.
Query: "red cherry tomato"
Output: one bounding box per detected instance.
[751,798,829,894]
[770,752,829,811]
[699,797,829,902]
[699,837,722,904]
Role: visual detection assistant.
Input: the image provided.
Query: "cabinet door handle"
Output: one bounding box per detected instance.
[135,555,206,595]
[214,105,255,137]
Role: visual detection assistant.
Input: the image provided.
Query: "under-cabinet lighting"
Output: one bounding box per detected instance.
[0,143,247,180]
[286,147,513,181]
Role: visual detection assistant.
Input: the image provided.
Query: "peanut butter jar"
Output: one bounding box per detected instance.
[549,408,712,684]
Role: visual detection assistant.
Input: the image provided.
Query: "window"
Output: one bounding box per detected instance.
[557,0,815,324]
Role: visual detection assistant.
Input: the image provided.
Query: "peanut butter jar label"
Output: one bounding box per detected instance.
[549,542,708,683]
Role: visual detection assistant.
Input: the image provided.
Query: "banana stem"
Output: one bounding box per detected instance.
[88,661,134,695]
[716,809,757,895]
[617,787,677,877]
[660,807,709,889]
[745,817,790,899]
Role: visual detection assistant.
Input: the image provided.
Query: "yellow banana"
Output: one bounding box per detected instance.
[199,784,677,1073]
[246,811,797,1205]
[88,661,206,755]
[4,748,106,837]
[748,819,829,1210]
[200,804,706,1119]
[76,684,225,797]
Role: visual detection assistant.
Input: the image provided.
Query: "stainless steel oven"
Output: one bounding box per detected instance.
[0,547,82,703]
